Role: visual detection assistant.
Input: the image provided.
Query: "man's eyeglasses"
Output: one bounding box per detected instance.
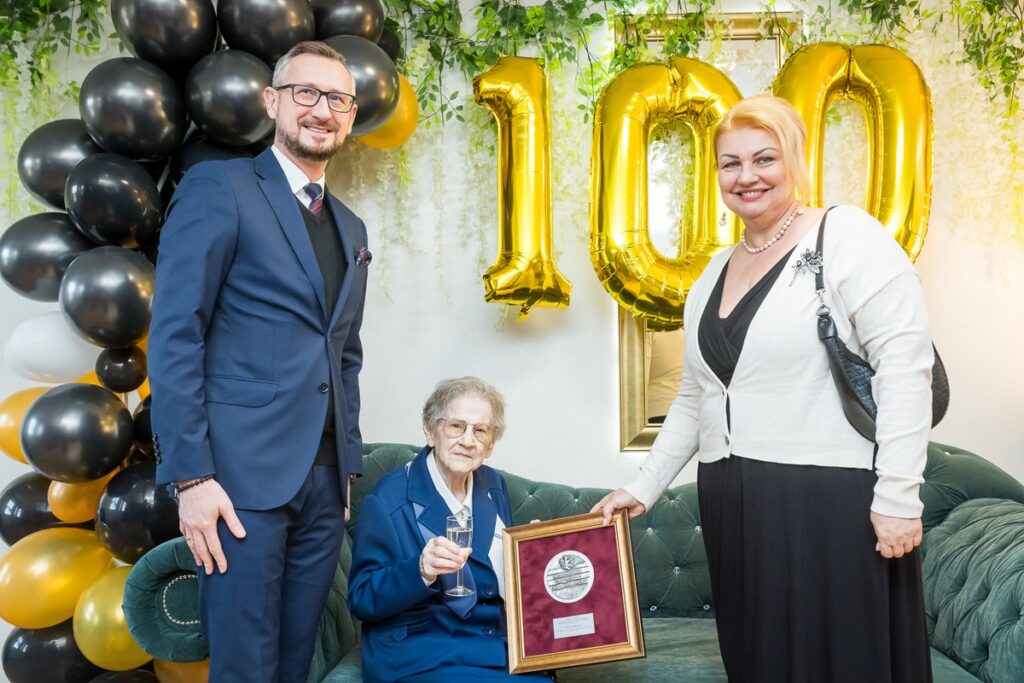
[274,84,356,113]
[438,418,495,445]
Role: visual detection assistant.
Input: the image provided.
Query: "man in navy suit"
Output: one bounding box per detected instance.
[149,41,368,682]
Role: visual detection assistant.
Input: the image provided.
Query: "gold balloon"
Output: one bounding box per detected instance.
[0,386,47,463]
[360,74,419,149]
[0,527,113,628]
[774,42,932,260]
[473,55,571,318]
[48,469,118,523]
[589,57,743,330]
[73,566,153,670]
[155,658,210,683]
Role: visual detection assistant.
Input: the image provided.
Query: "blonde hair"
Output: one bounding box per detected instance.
[714,95,811,202]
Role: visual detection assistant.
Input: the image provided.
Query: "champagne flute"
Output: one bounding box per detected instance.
[445,514,474,597]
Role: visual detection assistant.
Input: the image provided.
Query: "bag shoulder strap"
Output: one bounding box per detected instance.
[814,206,837,293]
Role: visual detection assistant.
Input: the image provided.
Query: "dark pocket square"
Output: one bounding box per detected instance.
[355,247,372,266]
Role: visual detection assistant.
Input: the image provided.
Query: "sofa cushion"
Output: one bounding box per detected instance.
[922,498,1024,682]
[322,617,981,682]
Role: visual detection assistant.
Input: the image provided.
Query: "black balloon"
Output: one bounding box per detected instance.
[3,619,105,683]
[65,154,162,248]
[377,26,401,62]
[186,50,275,146]
[59,246,155,348]
[217,0,315,64]
[79,57,188,160]
[96,346,148,393]
[171,133,253,183]
[0,213,95,302]
[96,461,180,564]
[132,395,153,454]
[111,0,218,81]
[16,120,103,210]
[314,0,384,42]
[90,672,158,682]
[21,384,133,483]
[0,473,59,546]
[322,35,399,135]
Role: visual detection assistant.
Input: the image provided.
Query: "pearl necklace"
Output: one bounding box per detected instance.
[741,204,804,254]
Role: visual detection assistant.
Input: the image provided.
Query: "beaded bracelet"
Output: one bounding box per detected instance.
[175,474,214,494]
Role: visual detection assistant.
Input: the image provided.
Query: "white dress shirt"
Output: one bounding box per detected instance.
[427,453,506,599]
[270,145,325,209]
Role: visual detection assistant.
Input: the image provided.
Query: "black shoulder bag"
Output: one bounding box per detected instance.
[812,209,950,442]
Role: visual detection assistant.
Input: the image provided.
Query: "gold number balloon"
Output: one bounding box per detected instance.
[774,43,933,260]
[473,56,571,318]
[0,527,113,628]
[73,566,153,670]
[589,57,743,330]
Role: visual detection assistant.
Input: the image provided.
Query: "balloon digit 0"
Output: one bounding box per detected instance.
[773,43,932,260]
[589,57,742,330]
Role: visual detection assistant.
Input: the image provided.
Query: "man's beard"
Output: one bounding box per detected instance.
[278,120,343,161]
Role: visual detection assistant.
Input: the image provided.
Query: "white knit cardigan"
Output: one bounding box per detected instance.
[624,205,934,518]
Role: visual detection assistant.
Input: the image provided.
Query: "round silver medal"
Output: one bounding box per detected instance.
[543,550,594,603]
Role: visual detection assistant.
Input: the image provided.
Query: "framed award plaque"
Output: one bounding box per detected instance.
[502,510,645,673]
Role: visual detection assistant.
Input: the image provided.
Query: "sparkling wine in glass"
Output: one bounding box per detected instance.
[446,514,473,597]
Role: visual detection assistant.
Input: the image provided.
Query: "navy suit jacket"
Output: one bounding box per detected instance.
[349,448,513,682]
[149,148,368,510]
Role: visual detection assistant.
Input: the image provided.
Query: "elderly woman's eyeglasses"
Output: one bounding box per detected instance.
[439,418,494,445]
[274,84,357,113]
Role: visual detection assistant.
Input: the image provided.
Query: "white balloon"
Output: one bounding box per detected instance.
[3,311,101,382]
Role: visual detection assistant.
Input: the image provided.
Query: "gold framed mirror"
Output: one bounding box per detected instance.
[618,12,802,450]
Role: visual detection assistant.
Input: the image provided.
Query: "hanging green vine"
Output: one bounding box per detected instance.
[0,0,108,214]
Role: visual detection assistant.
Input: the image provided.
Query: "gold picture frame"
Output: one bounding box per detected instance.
[619,12,802,450]
[502,510,644,674]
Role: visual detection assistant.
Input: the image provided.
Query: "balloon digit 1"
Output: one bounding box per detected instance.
[589,57,742,331]
[472,56,572,318]
[773,43,932,261]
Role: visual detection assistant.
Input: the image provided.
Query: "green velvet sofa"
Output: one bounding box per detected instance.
[125,442,1024,682]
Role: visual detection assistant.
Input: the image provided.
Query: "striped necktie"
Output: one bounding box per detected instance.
[303,182,324,215]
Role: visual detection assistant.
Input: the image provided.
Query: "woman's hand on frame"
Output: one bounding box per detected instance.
[591,488,647,526]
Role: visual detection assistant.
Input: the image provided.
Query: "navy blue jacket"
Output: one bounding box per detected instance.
[148,148,367,509]
[349,447,513,682]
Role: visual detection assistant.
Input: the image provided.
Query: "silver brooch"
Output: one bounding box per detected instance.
[789,248,822,285]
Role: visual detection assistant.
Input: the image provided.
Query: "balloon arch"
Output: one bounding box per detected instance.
[0,1,417,680]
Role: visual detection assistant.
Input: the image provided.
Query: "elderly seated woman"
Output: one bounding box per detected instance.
[348,377,552,682]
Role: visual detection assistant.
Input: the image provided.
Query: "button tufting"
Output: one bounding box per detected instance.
[703,604,711,611]
[673,566,680,574]
[649,605,658,612]
[694,525,702,533]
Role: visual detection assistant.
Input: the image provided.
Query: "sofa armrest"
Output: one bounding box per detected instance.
[921,498,1024,682]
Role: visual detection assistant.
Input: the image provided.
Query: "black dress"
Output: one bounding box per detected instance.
[695,252,933,683]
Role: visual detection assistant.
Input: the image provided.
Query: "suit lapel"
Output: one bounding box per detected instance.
[254,150,329,321]
[407,448,477,618]
[470,470,499,567]
[325,193,355,330]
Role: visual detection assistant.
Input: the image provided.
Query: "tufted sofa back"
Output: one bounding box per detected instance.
[309,441,1024,678]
